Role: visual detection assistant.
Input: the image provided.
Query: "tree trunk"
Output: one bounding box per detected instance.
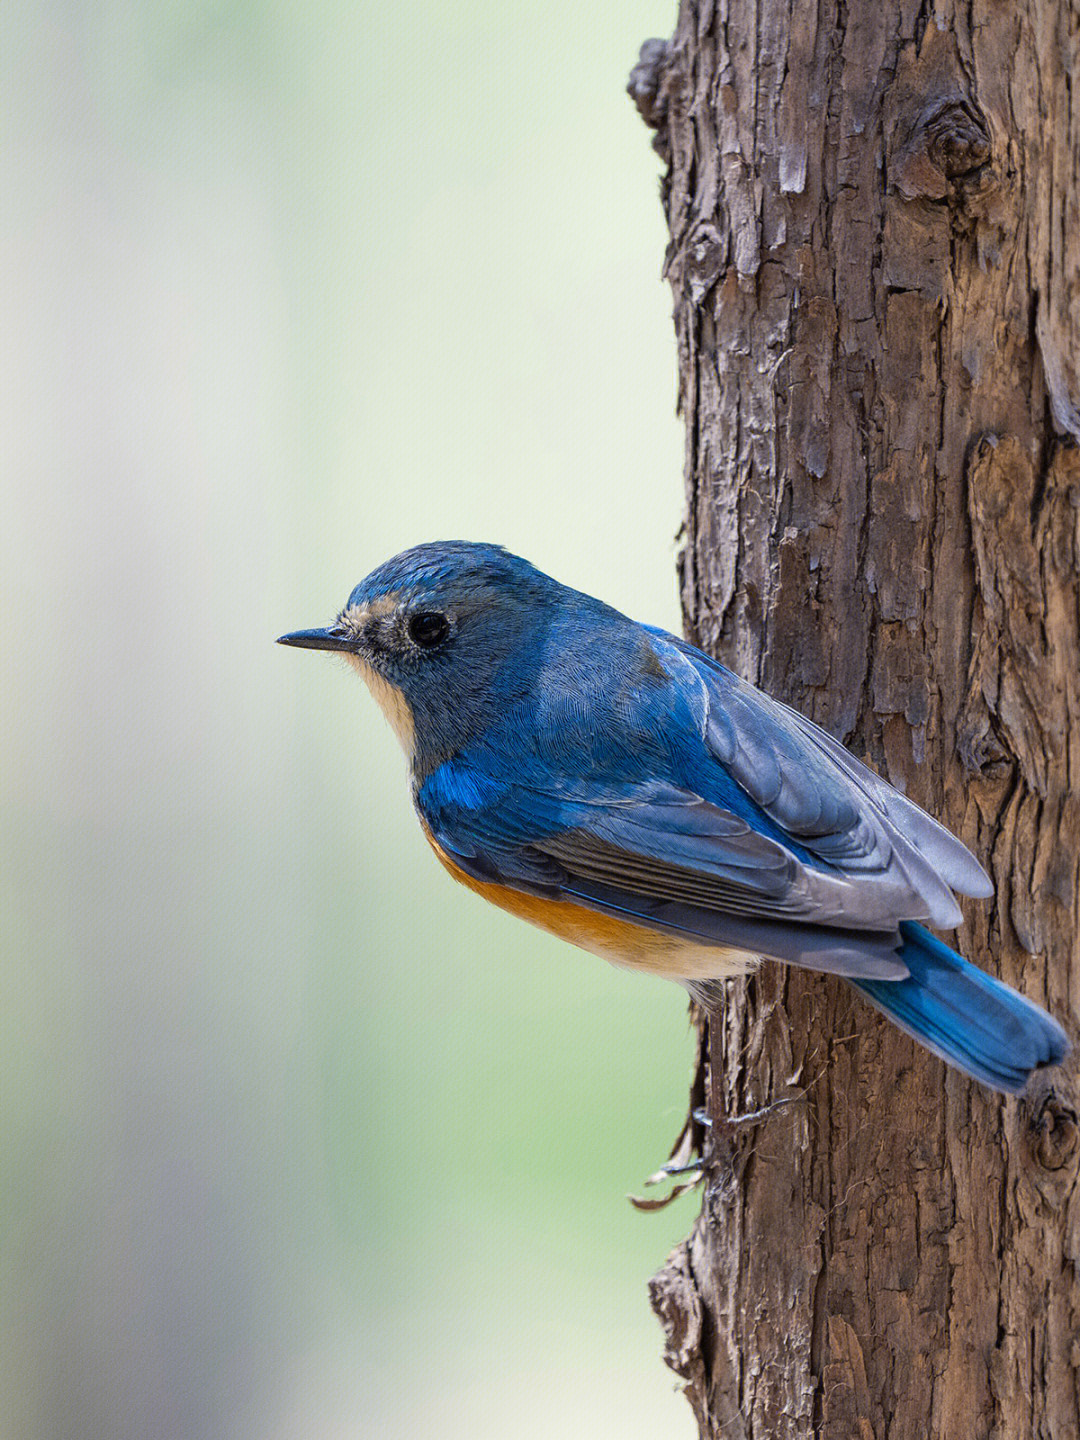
[631,5,1080,1437]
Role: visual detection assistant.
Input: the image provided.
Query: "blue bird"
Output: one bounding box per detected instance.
[279,541,1069,1095]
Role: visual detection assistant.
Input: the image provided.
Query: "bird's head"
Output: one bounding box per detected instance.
[278,541,562,774]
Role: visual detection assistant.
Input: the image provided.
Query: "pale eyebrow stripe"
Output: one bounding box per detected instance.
[337,594,401,630]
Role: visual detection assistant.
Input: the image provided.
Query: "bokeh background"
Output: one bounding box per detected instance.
[2,3,698,1436]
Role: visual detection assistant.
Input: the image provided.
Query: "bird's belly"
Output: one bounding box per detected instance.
[425,832,757,981]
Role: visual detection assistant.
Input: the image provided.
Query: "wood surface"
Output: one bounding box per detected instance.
[631,5,1080,1435]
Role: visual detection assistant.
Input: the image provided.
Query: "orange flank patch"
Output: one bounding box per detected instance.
[422,827,757,982]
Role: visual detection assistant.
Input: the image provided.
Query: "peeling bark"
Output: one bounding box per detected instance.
[633,4,1080,1436]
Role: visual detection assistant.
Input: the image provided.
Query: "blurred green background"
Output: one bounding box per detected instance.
[2,3,698,1436]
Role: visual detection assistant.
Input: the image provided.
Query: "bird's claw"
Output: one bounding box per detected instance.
[693,1094,798,1130]
[629,1094,799,1210]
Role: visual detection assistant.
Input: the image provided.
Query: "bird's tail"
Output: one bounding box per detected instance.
[848,922,1070,1094]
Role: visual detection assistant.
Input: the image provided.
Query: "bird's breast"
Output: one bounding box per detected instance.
[422,826,756,982]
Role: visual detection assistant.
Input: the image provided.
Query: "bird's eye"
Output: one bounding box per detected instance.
[407,611,451,649]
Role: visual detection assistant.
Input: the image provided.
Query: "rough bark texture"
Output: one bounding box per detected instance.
[635,4,1080,1437]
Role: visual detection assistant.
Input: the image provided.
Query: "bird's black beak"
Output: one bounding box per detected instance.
[276,626,355,653]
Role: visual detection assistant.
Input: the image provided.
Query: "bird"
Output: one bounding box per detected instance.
[279,540,1069,1095]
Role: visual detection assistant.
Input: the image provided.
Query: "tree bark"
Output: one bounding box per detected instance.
[632,5,1080,1437]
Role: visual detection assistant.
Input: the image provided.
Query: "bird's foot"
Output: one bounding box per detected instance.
[628,1094,800,1209]
[664,1097,797,1167]
[693,1096,798,1133]
[628,1106,709,1210]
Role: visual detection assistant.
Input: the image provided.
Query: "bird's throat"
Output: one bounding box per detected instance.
[343,654,416,758]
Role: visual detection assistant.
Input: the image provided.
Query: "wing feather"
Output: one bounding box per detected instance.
[653,632,990,923]
[415,624,992,982]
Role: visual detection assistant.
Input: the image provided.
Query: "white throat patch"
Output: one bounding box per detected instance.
[342,653,415,759]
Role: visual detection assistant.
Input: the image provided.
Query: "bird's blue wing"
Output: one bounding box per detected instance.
[417,761,915,978]
[414,625,992,980]
[650,630,991,893]
[647,631,992,920]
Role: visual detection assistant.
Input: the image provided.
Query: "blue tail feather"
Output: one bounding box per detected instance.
[848,922,1070,1094]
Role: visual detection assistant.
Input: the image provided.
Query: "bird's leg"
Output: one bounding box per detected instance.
[655,1155,705,1178]
[659,1097,798,1174]
[627,1012,711,1209]
[628,1004,801,1208]
[695,1097,798,1130]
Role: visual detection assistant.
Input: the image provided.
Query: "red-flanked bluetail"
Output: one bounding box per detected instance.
[280,542,1069,1095]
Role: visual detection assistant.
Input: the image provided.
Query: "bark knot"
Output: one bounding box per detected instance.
[627,38,672,160]
[891,98,992,203]
[925,101,991,178]
[1027,1090,1079,1174]
[678,224,727,308]
[649,1242,702,1379]
[956,711,1013,780]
